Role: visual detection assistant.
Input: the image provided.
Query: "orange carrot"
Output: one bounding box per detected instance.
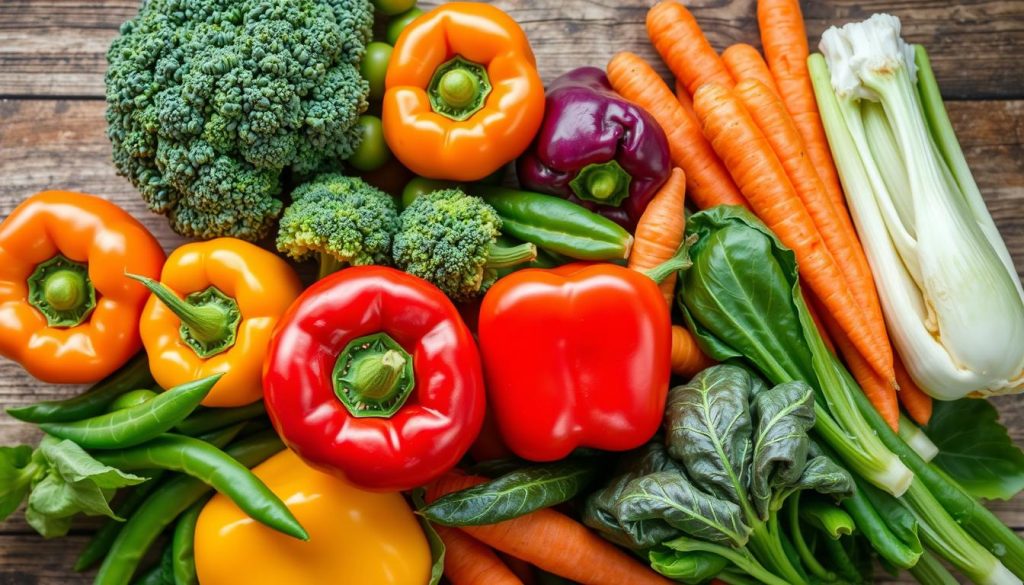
[815,298,900,431]
[692,82,895,383]
[896,357,933,426]
[671,325,716,377]
[734,79,892,369]
[647,1,734,95]
[629,167,687,305]
[436,525,524,585]
[722,44,780,96]
[674,80,695,116]
[607,52,747,211]
[427,473,673,585]
[499,554,538,585]
[758,0,845,213]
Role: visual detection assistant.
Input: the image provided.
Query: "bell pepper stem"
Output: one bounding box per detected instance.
[126,274,241,359]
[428,56,492,121]
[645,234,696,284]
[27,254,96,327]
[334,333,416,418]
[485,242,537,269]
[569,160,633,207]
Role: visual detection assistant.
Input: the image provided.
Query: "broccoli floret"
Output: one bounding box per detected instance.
[105,0,374,241]
[393,189,538,301]
[277,173,398,277]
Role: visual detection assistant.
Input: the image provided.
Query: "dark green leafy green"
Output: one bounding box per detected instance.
[411,489,445,585]
[421,459,599,526]
[649,547,729,584]
[926,397,1024,500]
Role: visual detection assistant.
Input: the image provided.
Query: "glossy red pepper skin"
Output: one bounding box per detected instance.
[479,263,671,461]
[262,267,486,491]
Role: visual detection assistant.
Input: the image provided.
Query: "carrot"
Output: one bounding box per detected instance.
[758,0,845,213]
[606,52,747,211]
[692,82,895,383]
[629,167,687,304]
[647,1,734,95]
[435,525,524,585]
[896,357,933,426]
[674,80,694,116]
[815,297,900,431]
[722,44,780,96]
[733,79,892,369]
[671,325,716,377]
[426,473,673,585]
[500,554,538,585]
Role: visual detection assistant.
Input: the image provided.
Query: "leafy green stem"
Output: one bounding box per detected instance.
[787,495,836,581]
[665,536,791,585]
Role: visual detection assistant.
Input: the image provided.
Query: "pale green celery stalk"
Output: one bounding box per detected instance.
[897,415,938,462]
[798,499,855,539]
[809,51,1020,585]
[909,549,960,585]
[915,45,1024,295]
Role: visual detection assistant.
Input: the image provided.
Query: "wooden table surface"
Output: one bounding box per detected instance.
[0,0,1021,583]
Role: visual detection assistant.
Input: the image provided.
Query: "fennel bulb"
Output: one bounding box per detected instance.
[815,14,1024,400]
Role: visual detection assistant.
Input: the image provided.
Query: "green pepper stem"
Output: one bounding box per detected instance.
[485,242,537,269]
[334,333,416,418]
[126,274,240,358]
[27,254,96,327]
[645,234,696,284]
[570,160,633,207]
[427,56,492,122]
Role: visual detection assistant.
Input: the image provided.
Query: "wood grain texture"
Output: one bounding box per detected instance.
[0,0,1022,583]
[0,0,1022,98]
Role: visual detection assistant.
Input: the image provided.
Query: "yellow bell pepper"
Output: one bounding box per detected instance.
[194,449,432,585]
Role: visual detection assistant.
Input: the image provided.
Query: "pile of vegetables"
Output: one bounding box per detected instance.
[0,0,1022,584]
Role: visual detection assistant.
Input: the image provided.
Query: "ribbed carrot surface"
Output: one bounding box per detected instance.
[896,357,933,426]
[607,52,747,211]
[647,1,734,95]
[722,44,780,96]
[629,167,688,305]
[671,325,717,377]
[692,82,895,383]
[436,525,524,585]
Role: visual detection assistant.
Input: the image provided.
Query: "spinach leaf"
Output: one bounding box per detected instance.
[615,471,750,547]
[421,459,598,526]
[750,380,816,519]
[411,490,445,585]
[0,445,35,520]
[926,397,1024,500]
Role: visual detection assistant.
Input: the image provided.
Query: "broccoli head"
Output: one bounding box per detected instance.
[106,0,374,241]
[277,173,398,277]
[393,189,538,301]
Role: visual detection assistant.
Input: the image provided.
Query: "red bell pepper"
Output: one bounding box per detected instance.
[478,263,672,461]
[262,266,486,491]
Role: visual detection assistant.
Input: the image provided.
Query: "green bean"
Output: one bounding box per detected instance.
[40,375,218,449]
[172,496,208,585]
[94,431,285,585]
[175,400,266,437]
[75,424,245,572]
[6,353,154,423]
[109,389,159,412]
[93,433,304,541]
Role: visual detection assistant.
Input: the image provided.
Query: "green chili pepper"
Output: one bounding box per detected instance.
[6,353,154,423]
[108,389,159,412]
[401,177,633,260]
[93,430,286,585]
[176,400,266,437]
[39,375,220,449]
[172,496,209,585]
[75,424,245,573]
[130,545,173,585]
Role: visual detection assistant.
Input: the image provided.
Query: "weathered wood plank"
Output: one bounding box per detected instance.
[0,0,1021,99]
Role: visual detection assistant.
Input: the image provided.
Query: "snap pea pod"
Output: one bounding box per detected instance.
[175,400,266,437]
[402,178,633,260]
[6,353,154,423]
[74,424,245,572]
[171,496,209,585]
[94,430,286,585]
[40,375,219,449]
[93,433,306,541]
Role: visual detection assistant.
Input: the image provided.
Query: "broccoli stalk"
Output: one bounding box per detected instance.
[392,189,538,301]
[276,174,399,278]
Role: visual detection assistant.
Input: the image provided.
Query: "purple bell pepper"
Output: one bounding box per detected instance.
[516,67,671,229]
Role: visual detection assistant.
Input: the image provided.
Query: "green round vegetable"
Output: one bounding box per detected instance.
[401,177,457,210]
[361,42,393,102]
[92,431,285,585]
[6,353,154,423]
[386,7,423,45]
[39,375,220,450]
[374,0,415,17]
[347,115,392,172]
[108,389,159,412]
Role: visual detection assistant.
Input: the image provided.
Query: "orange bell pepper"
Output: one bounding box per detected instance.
[382,2,545,181]
[0,191,165,383]
[132,238,301,407]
